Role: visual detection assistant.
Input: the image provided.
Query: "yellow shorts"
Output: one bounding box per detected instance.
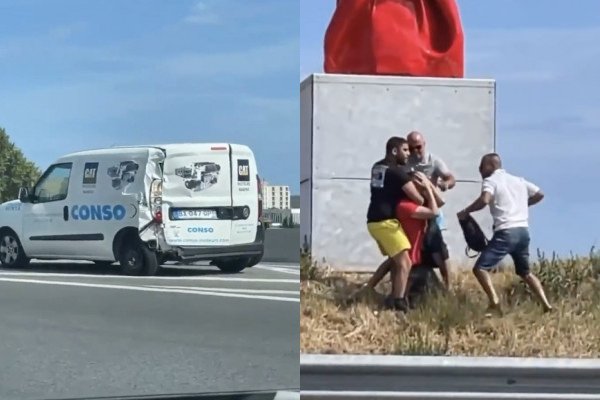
[367,219,411,257]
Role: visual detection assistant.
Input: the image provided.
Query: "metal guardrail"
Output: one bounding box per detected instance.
[66,390,299,400]
[300,354,600,400]
[263,227,299,263]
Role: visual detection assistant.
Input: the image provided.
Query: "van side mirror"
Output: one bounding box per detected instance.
[18,187,31,203]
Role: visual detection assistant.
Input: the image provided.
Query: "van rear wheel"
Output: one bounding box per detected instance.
[0,230,30,268]
[215,259,248,274]
[119,240,159,276]
[247,254,263,268]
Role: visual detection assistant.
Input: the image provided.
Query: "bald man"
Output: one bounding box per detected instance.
[406,131,456,192]
[406,130,454,288]
[457,153,552,314]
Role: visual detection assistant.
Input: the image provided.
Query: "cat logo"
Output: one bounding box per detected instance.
[83,162,99,185]
[237,159,250,182]
[84,168,96,179]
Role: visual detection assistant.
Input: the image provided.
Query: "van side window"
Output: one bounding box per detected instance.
[34,163,72,203]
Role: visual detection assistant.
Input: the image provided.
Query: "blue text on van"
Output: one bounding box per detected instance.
[71,205,126,221]
[188,227,214,233]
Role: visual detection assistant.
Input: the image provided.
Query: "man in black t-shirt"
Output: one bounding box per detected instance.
[364,137,424,312]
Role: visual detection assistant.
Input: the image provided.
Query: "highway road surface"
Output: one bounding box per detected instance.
[0,261,299,400]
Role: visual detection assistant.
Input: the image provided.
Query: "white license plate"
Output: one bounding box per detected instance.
[174,209,217,220]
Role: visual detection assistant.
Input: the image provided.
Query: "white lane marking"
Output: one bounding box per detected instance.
[253,265,300,275]
[0,271,297,283]
[145,285,298,295]
[259,263,300,269]
[0,277,299,303]
[30,260,301,270]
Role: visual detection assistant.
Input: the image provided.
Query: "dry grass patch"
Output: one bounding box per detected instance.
[300,249,600,357]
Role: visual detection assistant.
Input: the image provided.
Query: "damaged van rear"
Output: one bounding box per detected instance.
[0,143,264,275]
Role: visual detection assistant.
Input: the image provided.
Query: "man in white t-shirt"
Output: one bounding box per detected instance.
[457,153,552,314]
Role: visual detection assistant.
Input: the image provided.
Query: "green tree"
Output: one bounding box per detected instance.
[0,127,42,203]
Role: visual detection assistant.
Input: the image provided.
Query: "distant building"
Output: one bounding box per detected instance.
[259,181,299,227]
[263,207,299,228]
[291,208,300,226]
[263,208,292,226]
[261,180,291,210]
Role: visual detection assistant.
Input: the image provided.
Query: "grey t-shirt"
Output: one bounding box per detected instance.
[407,152,450,184]
[407,152,451,230]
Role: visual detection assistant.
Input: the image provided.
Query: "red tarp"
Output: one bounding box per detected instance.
[324,0,464,78]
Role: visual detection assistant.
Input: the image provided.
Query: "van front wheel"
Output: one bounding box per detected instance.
[119,240,159,276]
[0,230,30,268]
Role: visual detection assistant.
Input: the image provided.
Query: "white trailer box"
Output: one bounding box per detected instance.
[301,73,496,270]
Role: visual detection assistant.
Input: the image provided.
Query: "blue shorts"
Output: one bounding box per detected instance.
[474,227,531,277]
[423,218,449,261]
[435,210,446,231]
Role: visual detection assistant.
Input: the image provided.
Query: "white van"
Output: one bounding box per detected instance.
[0,143,265,275]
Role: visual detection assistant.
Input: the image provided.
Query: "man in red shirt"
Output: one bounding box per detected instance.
[396,200,434,265]
[361,172,444,306]
[397,171,444,262]
[396,173,450,305]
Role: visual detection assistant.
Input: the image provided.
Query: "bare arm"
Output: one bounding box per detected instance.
[411,205,439,219]
[461,191,492,215]
[414,171,444,207]
[525,180,544,206]
[439,262,450,290]
[529,190,544,206]
[438,172,456,190]
[410,179,439,219]
[402,181,424,205]
[435,158,456,190]
[423,184,439,215]
[429,182,446,207]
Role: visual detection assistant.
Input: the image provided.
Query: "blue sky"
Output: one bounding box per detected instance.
[0,0,299,193]
[300,0,600,256]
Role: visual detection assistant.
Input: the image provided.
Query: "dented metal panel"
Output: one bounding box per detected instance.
[161,144,233,247]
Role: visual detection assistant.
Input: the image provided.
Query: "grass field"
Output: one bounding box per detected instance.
[300,249,600,357]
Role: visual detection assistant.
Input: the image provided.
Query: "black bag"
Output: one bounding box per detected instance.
[458,214,489,257]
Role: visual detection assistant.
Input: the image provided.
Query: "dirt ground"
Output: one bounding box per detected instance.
[300,251,600,357]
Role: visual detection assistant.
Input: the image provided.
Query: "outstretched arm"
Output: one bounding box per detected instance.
[435,158,456,191]
[402,180,424,205]
[457,191,492,219]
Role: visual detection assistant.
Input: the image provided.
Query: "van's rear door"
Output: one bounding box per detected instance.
[230,144,259,245]
[161,144,232,247]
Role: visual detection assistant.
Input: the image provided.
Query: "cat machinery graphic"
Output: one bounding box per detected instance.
[174,162,221,191]
[107,161,139,190]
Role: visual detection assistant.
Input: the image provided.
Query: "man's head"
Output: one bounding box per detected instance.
[407,131,426,160]
[479,153,502,178]
[385,136,410,165]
